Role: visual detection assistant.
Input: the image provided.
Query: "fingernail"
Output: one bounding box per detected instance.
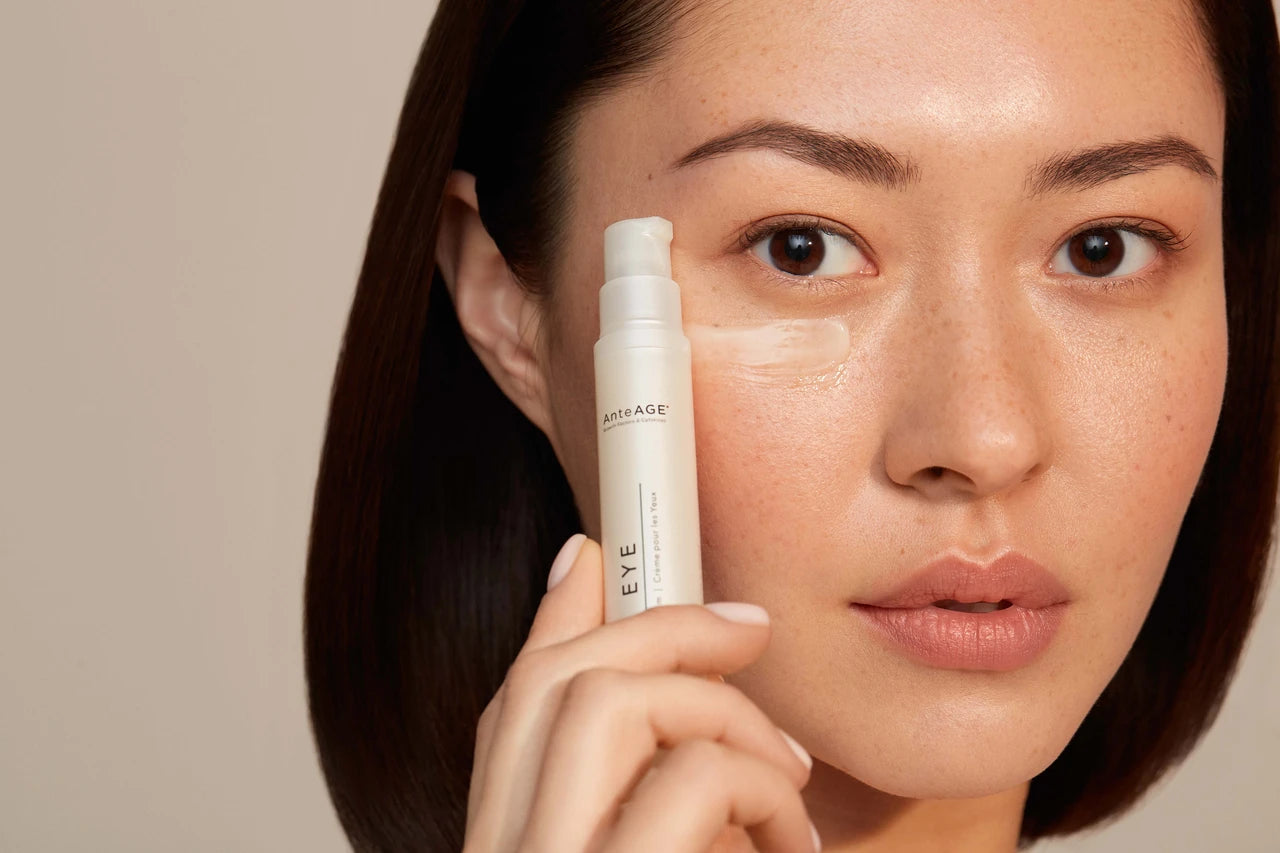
[704,601,769,625]
[778,728,812,770]
[547,533,586,590]
[809,818,823,852]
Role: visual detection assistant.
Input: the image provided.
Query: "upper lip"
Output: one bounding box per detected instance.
[853,550,1070,610]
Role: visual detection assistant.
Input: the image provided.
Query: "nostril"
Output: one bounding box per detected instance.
[926,466,946,478]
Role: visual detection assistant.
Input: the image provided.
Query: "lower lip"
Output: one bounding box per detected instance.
[850,602,1067,671]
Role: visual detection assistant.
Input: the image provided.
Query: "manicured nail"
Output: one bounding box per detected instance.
[704,601,769,625]
[809,818,823,852]
[778,728,812,770]
[547,533,586,590]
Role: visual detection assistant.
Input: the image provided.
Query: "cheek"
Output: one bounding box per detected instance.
[691,359,875,603]
[1054,298,1229,616]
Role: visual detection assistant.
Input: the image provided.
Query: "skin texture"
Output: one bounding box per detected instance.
[435,0,1227,848]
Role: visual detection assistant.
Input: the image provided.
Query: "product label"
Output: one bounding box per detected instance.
[596,343,703,622]
[600,401,670,432]
[613,484,666,604]
[648,488,664,594]
[618,542,639,597]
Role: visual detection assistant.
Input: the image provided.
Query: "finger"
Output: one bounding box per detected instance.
[489,602,773,794]
[468,532,597,843]
[518,601,772,683]
[476,533,595,759]
[601,739,819,853]
[519,669,812,851]
[470,604,771,850]
[521,533,605,654]
[466,695,501,838]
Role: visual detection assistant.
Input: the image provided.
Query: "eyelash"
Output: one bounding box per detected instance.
[737,215,1192,295]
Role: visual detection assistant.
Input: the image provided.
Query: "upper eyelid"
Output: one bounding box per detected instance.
[1050,216,1187,249]
[737,216,874,263]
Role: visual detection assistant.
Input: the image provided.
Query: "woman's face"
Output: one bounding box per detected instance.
[535,0,1225,807]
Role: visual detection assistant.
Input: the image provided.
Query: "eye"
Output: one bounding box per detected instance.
[744,218,872,278]
[1048,222,1184,280]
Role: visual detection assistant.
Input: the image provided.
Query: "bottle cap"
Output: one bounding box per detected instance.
[599,216,682,337]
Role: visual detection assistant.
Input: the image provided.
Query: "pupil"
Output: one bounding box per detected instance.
[769,228,825,275]
[785,231,813,262]
[1082,233,1109,261]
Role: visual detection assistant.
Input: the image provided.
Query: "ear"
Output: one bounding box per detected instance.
[434,170,558,446]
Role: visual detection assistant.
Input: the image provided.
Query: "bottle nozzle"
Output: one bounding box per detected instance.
[604,217,673,282]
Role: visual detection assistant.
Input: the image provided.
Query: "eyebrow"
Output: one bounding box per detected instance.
[670,119,1219,196]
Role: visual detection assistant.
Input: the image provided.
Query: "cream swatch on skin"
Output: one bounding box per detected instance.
[684,317,851,380]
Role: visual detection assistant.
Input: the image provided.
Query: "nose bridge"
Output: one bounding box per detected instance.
[882,255,1052,500]
[926,256,1024,379]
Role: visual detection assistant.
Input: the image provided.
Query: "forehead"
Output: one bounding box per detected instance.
[569,0,1222,201]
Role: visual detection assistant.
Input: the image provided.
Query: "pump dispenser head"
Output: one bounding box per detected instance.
[604,216,673,280]
[600,216,682,337]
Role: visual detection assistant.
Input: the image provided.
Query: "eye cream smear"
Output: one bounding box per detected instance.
[595,216,703,622]
[685,317,852,379]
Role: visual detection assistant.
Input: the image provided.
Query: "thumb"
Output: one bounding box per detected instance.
[520,533,604,654]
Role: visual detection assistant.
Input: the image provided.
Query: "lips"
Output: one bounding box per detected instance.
[849,550,1070,671]
[854,551,1070,611]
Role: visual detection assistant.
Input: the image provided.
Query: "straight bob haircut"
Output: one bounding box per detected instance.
[304,1,1280,849]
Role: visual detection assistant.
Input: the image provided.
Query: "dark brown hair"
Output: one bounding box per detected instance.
[303,1,1280,849]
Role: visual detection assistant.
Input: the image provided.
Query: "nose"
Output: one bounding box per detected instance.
[881,289,1053,501]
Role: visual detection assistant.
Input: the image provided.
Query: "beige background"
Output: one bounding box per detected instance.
[1,2,1276,850]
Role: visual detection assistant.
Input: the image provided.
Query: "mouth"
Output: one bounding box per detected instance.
[928,598,1015,613]
[848,550,1069,670]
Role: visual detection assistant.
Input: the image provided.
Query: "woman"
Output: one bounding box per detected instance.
[304,0,1280,850]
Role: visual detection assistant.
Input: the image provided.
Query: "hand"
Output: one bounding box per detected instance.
[462,533,820,853]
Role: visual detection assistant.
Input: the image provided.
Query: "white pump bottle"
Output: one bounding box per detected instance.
[594,216,704,622]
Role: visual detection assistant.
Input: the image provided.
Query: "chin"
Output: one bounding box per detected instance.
[840,757,1043,800]
[820,721,1073,800]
